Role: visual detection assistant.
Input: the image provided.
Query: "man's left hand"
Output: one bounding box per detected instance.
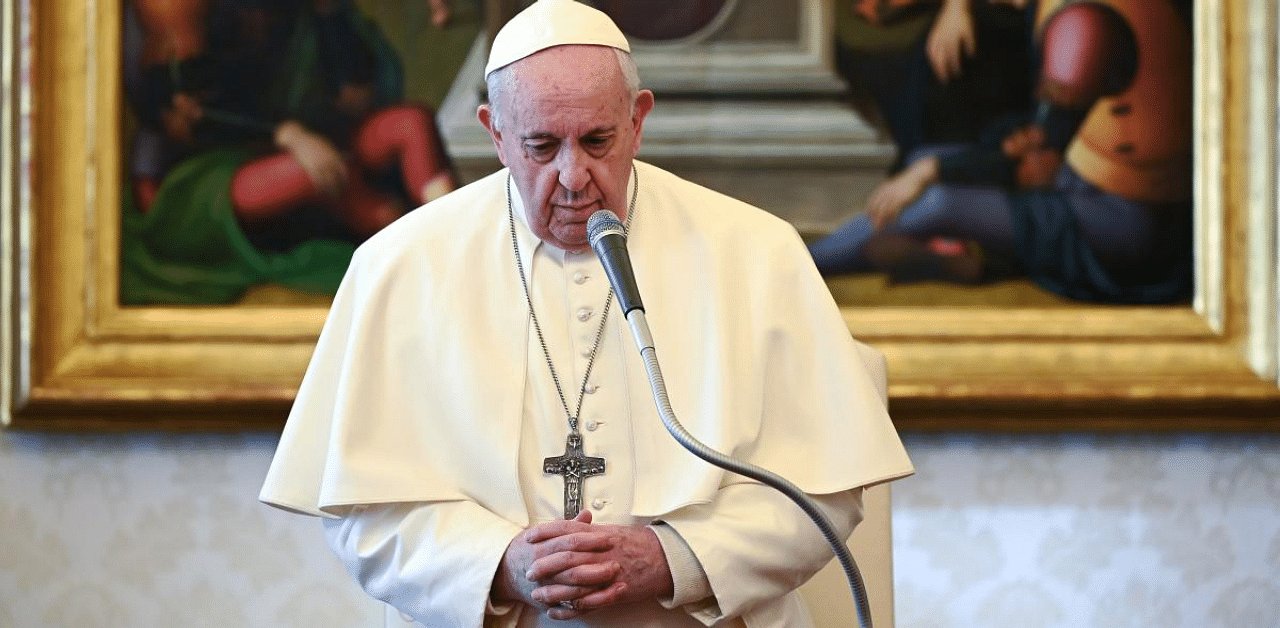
[526,522,674,620]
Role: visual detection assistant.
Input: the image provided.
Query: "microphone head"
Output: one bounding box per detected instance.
[587,209,626,245]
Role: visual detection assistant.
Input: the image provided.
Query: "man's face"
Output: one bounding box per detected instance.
[479,45,654,251]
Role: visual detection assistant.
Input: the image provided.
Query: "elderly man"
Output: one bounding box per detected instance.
[259,1,913,627]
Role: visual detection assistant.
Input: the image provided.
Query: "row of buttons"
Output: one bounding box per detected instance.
[573,260,608,514]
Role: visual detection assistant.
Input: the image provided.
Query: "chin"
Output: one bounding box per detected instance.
[552,227,589,248]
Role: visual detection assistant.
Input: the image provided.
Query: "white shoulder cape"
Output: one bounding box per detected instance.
[260,161,913,523]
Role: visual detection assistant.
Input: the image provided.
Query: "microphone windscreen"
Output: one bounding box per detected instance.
[587,210,626,243]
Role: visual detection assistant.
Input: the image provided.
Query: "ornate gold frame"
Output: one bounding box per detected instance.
[3,0,1279,429]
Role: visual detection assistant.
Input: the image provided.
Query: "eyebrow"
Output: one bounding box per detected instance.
[520,126,618,141]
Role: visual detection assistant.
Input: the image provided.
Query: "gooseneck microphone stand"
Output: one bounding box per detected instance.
[587,211,874,628]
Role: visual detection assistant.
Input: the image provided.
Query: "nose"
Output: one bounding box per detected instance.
[557,145,591,195]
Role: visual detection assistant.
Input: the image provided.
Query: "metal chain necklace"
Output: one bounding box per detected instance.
[507,167,638,518]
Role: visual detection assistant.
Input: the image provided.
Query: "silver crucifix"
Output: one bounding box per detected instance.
[544,432,606,518]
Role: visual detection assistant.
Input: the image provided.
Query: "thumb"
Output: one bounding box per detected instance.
[573,508,593,524]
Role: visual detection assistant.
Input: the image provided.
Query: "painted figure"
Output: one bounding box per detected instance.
[811,0,1194,304]
[836,0,1036,170]
[120,0,457,304]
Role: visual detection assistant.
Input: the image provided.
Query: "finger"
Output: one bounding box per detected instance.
[868,191,893,229]
[528,531,615,559]
[323,156,350,195]
[296,154,341,199]
[928,49,948,82]
[524,519,596,544]
[546,530,616,553]
[1026,126,1047,147]
[532,583,601,606]
[573,508,593,524]
[546,605,582,621]
[317,172,344,200]
[946,48,962,80]
[867,186,890,214]
[871,208,890,231]
[866,201,885,230]
[872,194,905,230]
[571,581,628,612]
[332,155,351,186]
[1002,136,1018,156]
[308,168,340,200]
[545,561,621,586]
[528,554,620,583]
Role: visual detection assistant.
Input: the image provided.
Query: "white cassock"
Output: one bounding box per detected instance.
[259,161,914,628]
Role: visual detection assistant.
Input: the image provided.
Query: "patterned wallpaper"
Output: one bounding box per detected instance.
[0,432,383,628]
[893,433,1280,628]
[1,430,1278,628]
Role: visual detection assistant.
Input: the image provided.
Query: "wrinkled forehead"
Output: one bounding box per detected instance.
[511,45,624,89]
[499,46,632,118]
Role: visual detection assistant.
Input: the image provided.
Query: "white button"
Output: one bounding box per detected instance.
[577,307,593,322]
[585,420,599,431]
[573,272,588,284]
[580,347,593,357]
[585,384,599,394]
[591,499,606,510]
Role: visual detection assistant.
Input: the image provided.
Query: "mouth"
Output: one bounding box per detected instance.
[554,201,600,213]
[553,202,604,227]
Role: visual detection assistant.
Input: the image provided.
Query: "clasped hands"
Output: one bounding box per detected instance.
[493,509,674,620]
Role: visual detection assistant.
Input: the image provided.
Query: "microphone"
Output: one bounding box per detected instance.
[587,210,644,315]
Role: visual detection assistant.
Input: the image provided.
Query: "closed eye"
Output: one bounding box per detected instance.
[583,134,614,155]
[523,139,559,161]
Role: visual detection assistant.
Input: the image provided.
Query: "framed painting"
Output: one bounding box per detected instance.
[3,0,1279,429]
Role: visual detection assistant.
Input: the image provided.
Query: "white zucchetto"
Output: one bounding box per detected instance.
[484,0,632,77]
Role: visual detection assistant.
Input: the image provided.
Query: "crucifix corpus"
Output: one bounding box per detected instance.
[543,433,606,518]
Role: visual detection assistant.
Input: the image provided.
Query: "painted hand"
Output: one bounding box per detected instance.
[274,120,348,200]
[1001,126,1061,189]
[926,0,976,83]
[866,157,939,230]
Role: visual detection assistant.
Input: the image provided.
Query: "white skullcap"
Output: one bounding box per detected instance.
[484,0,631,77]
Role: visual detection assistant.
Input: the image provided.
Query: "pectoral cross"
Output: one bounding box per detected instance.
[544,432,606,518]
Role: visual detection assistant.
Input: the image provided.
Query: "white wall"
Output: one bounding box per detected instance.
[1,430,1278,628]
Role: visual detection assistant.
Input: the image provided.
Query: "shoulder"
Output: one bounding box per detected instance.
[347,170,509,277]
[635,161,801,250]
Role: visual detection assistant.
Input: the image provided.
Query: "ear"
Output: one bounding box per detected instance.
[629,90,655,156]
[477,104,509,166]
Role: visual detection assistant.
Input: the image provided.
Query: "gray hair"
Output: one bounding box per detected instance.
[485,47,641,130]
